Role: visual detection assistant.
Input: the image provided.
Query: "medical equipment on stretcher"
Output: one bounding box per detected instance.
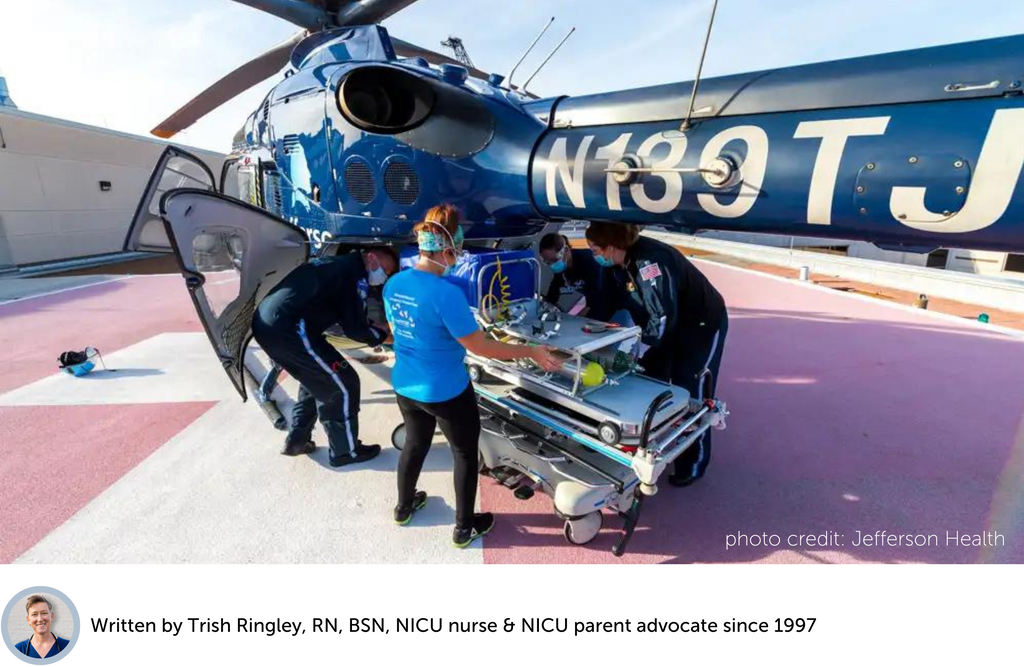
[391,250,729,556]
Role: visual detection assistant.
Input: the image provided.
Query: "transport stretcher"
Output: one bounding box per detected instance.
[392,254,728,556]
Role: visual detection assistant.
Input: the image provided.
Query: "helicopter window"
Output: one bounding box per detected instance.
[337,67,435,134]
[191,231,243,318]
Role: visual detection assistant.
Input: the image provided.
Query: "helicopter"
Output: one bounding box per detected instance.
[124,0,1024,397]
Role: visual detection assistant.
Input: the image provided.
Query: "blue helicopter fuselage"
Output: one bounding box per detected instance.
[234,26,1024,253]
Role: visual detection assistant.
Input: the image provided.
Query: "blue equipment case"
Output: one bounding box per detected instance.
[399,246,538,309]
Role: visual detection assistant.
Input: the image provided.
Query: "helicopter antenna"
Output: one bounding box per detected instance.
[680,0,720,131]
[506,16,555,90]
[521,27,576,94]
[440,36,475,68]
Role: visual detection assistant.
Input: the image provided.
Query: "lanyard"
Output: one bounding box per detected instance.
[23,632,61,657]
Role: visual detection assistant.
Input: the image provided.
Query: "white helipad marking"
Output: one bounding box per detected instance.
[16,345,482,564]
[0,332,237,405]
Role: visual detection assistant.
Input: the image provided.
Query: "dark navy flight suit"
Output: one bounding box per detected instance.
[544,249,617,321]
[252,252,385,465]
[611,236,728,482]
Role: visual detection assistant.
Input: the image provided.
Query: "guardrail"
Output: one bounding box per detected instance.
[643,231,1024,314]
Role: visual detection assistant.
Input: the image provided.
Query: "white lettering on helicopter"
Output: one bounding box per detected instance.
[889,108,1024,234]
[302,227,334,249]
[630,134,688,214]
[793,117,890,225]
[546,135,593,208]
[594,132,632,211]
[543,110,1022,234]
[697,125,769,219]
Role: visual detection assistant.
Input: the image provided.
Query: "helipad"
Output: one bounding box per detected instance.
[2,261,1021,564]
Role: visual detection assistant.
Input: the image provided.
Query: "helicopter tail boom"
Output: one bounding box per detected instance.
[530,34,1024,252]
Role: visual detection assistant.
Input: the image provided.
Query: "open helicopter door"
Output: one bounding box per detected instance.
[124,146,217,253]
[157,189,309,399]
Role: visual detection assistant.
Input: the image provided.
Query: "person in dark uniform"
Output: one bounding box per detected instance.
[252,247,397,466]
[538,232,617,320]
[16,595,70,659]
[586,222,728,487]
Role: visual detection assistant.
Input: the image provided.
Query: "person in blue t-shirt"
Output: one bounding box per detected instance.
[384,205,561,548]
[15,595,71,659]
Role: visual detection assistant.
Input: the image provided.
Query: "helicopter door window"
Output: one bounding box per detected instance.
[191,230,244,319]
[124,147,217,253]
[219,157,242,200]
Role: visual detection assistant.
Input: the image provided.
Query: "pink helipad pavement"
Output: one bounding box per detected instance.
[481,262,1024,564]
[0,276,215,563]
[0,402,214,563]
[0,276,203,394]
[1,266,1021,564]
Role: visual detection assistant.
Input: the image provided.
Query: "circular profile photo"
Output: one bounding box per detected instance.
[3,587,79,663]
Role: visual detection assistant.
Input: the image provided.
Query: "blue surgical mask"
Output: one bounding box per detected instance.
[550,260,566,274]
[594,253,615,267]
[427,255,456,276]
[367,266,387,286]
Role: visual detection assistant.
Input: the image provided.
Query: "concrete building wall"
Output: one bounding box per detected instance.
[0,108,223,267]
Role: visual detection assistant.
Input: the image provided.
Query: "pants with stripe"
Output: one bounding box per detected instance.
[642,311,729,481]
[396,385,480,530]
[252,317,361,464]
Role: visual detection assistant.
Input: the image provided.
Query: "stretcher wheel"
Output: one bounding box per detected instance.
[563,512,603,545]
[391,424,444,451]
[597,421,621,446]
[391,423,406,451]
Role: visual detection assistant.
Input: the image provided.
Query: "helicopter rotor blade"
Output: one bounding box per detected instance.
[335,0,421,25]
[390,37,490,80]
[151,30,308,139]
[229,0,327,30]
[230,0,422,29]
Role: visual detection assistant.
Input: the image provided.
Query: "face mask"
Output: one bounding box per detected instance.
[427,247,459,276]
[426,257,454,276]
[367,266,387,286]
[418,223,462,276]
[594,253,615,267]
[365,255,388,286]
[550,260,566,274]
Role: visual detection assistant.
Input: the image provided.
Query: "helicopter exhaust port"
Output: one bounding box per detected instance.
[337,66,436,134]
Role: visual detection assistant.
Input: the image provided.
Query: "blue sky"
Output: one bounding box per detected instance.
[2,0,1023,152]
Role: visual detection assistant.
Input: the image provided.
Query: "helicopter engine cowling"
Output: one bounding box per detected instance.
[308,61,547,242]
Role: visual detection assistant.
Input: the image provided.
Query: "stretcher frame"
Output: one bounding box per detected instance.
[390,253,729,555]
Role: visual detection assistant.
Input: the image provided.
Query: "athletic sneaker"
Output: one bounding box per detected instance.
[329,443,381,467]
[281,440,316,457]
[394,491,428,525]
[452,513,495,548]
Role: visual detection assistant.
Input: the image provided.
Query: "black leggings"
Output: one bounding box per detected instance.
[396,384,480,530]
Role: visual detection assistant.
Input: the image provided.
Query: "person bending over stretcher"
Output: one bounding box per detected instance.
[384,205,562,548]
[586,222,728,488]
[252,247,397,466]
[539,232,614,320]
